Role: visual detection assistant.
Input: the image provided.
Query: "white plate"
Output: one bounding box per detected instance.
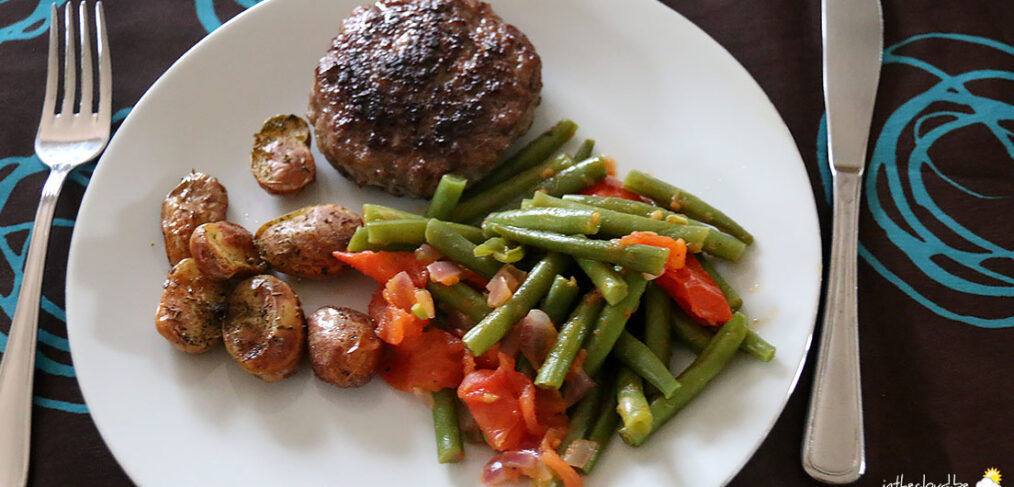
[66,0,820,485]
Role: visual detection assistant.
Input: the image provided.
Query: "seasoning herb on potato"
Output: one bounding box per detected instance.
[307,306,383,388]
[155,257,229,353]
[254,204,361,279]
[223,274,306,382]
[160,171,228,265]
[189,221,266,280]
[251,114,317,196]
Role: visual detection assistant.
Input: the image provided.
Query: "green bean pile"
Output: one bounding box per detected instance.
[350,120,776,479]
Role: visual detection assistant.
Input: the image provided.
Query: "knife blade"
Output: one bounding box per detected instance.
[802,0,883,483]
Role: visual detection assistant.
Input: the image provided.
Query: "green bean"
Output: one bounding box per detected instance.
[535,291,605,389]
[462,253,569,355]
[362,204,423,222]
[583,273,648,375]
[648,313,748,436]
[486,224,669,275]
[670,308,775,362]
[483,207,602,235]
[530,192,710,252]
[582,376,620,474]
[531,156,608,197]
[366,219,484,246]
[426,282,491,324]
[473,237,525,264]
[540,275,581,325]
[573,138,595,161]
[563,194,747,261]
[454,154,575,223]
[576,258,628,305]
[469,119,577,194]
[563,194,689,224]
[612,330,681,399]
[696,255,743,310]
[616,367,652,446]
[560,382,604,451]
[346,226,414,252]
[431,389,464,463]
[425,174,468,220]
[623,170,754,244]
[425,220,502,279]
[643,283,673,373]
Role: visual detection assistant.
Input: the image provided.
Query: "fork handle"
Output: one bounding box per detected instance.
[802,168,865,484]
[0,167,69,487]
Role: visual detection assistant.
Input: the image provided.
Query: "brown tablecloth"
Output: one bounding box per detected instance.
[0,0,1011,485]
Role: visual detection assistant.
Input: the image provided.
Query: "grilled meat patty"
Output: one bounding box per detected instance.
[307,0,542,197]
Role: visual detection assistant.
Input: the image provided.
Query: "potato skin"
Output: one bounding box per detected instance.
[161,171,228,265]
[251,114,316,196]
[254,204,361,278]
[189,221,266,280]
[307,306,383,388]
[223,275,306,382]
[155,258,228,353]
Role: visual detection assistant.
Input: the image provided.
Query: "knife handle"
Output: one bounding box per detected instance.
[802,169,865,484]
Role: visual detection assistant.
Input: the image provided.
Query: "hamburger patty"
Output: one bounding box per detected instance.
[307,0,542,197]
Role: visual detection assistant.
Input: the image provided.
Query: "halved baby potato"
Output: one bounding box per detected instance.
[307,306,383,388]
[160,171,228,266]
[223,274,306,382]
[254,204,361,279]
[189,221,266,280]
[251,114,316,196]
[155,258,229,353]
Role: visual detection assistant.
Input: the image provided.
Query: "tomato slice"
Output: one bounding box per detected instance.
[654,254,732,326]
[458,353,533,451]
[579,176,648,202]
[618,231,686,271]
[380,328,465,392]
[369,286,428,345]
[333,250,429,286]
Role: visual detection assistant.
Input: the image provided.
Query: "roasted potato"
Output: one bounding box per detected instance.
[161,171,228,265]
[155,258,229,353]
[223,275,306,382]
[254,204,361,278]
[251,115,316,195]
[189,221,266,280]
[307,306,383,388]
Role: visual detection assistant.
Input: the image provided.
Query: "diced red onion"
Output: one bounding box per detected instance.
[427,260,462,285]
[562,439,597,469]
[415,243,443,263]
[384,271,417,309]
[481,449,552,485]
[518,309,557,368]
[486,275,513,308]
[562,368,596,407]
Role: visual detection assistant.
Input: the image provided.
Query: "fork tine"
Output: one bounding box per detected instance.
[60,2,76,116]
[95,1,111,125]
[39,4,59,125]
[78,2,93,115]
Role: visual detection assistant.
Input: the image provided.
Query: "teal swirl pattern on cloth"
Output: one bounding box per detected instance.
[0,0,257,414]
[817,33,1014,329]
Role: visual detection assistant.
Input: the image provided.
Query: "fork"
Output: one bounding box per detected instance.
[0,2,111,485]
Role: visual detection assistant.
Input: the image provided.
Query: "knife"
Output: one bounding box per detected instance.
[802,0,883,483]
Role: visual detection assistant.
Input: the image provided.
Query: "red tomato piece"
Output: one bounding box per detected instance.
[540,429,583,487]
[332,250,429,286]
[579,176,649,202]
[617,231,687,271]
[380,328,465,392]
[458,353,533,451]
[369,287,428,345]
[654,254,732,326]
